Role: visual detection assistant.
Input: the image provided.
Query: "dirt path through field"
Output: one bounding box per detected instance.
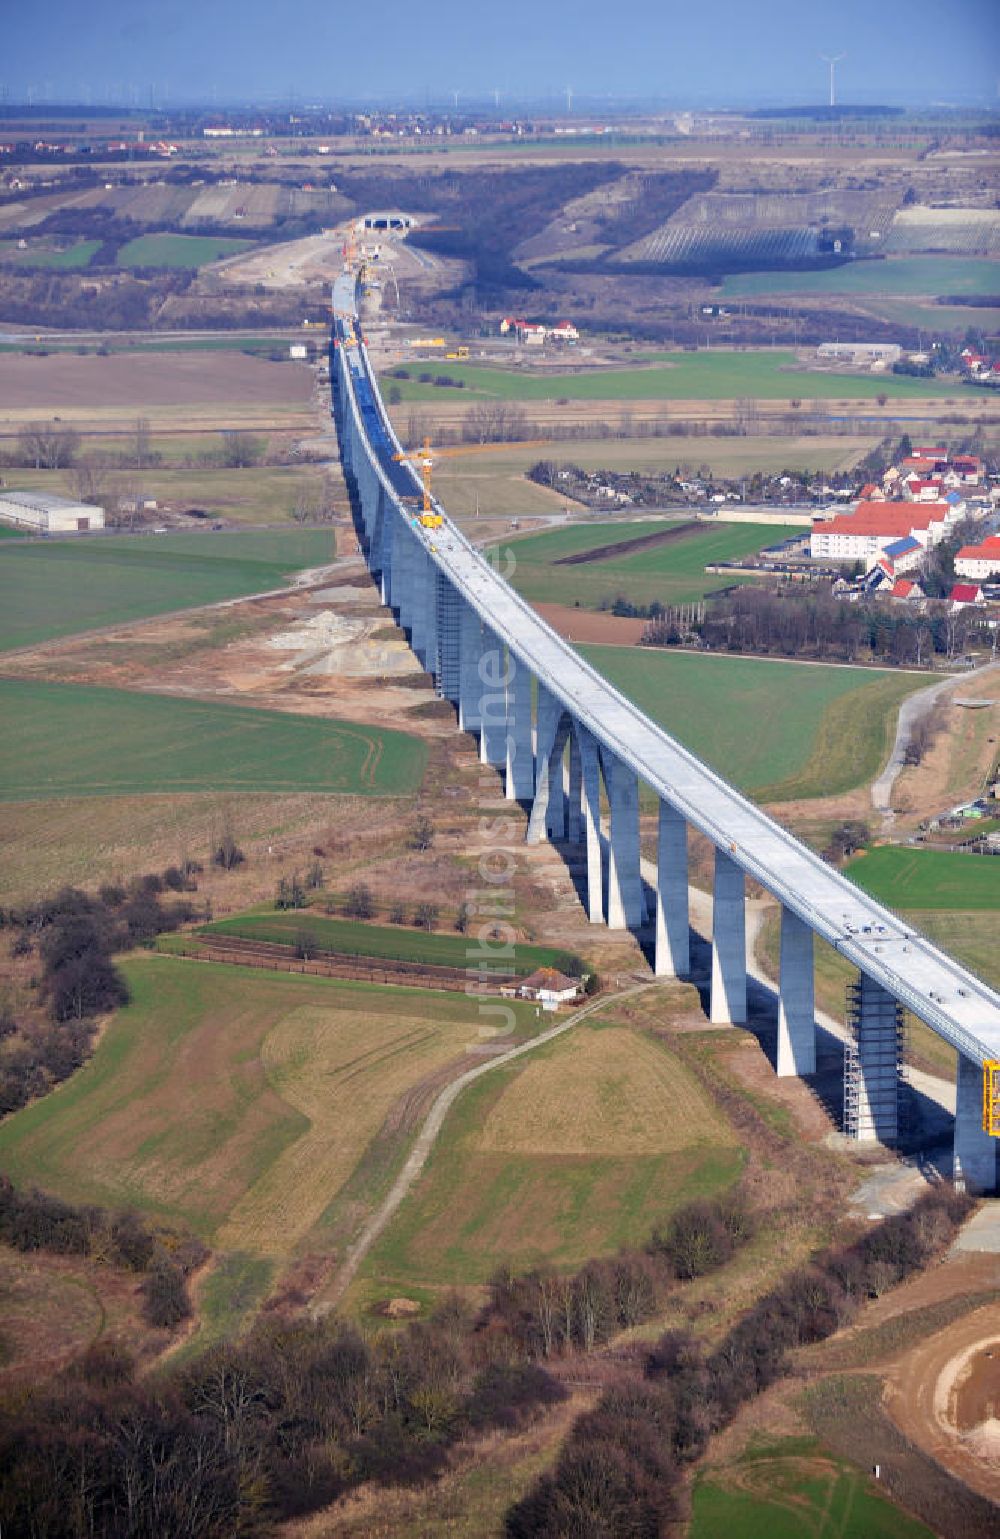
[315,981,654,1312]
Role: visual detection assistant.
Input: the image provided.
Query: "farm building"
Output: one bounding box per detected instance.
[816,342,902,366]
[517,968,582,1008]
[0,489,104,532]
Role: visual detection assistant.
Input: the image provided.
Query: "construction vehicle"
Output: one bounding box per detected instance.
[984,1061,1000,1136]
[393,438,443,528]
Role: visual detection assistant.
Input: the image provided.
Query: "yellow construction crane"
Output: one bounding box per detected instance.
[393,438,443,527]
[984,1061,1000,1136]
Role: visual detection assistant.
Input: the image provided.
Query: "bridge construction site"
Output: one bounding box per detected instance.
[331,268,1000,1196]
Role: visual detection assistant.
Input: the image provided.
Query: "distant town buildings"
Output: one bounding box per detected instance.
[500,316,579,345]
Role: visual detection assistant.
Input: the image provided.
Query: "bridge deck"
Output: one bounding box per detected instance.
[333,272,1000,1069]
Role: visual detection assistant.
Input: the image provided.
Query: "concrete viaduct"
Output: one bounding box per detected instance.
[330,271,1000,1194]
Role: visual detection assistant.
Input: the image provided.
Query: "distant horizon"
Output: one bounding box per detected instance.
[4,0,998,113]
[0,94,997,115]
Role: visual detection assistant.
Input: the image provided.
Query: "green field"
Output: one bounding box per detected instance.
[845,846,1000,911]
[115,233,255,268]
[0,239,101,269]
[359,1019,743,1292]
[0,958,537,1300]
[0,680,426,799]
[691,1439,934,1539]
[198,910,585,977]
[382,351,970,403]
[505,519,802,609]
[577,647,924,800]
[0,528,334,651]
[720,257,1000,301]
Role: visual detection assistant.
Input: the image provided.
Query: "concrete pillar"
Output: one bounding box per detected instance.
[711,849,747,1025]
[505,655,535,801]
[410,544,430,664]
[655,800,689,978]
[380,511,397,607]
[394,527,413,631]
[546,730,567,841]
[776,905,816,1077]
[458,602,484,734]
[846,973,900,1144]
[436,576,461,704]
[954,1053,998,1194]
[605,752,644,930]
[479,627,509,768]
[578,726,604,924]
[567,733,583,844]
[526,686,562,844]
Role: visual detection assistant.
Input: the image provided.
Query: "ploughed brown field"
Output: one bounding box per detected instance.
[0,351,315,414]
[535,603,647,645]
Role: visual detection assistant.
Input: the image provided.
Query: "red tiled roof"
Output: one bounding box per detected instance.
[950,584,982,602]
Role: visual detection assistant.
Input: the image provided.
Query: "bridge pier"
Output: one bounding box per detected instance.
[954,1053,998,1194]
[479,627,509,769]
[711,849,747,1024]
[436,576,461,703]
[655,801,689,978]
[567,732,583,845]
[410,544,431,666]
[526,686,562,844]
[458,602,485,734]
[505,659,534,802]
[604,753,645,930]
[578,724,605,924]
[776,905,816,1077]
[844,973,901,1144]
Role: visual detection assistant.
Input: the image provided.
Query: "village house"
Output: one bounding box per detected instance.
[517,968,583,1009]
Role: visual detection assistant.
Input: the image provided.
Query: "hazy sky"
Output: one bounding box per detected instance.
[4,0,998,107]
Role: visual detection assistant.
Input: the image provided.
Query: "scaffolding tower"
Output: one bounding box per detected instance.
[843,974,905,1144]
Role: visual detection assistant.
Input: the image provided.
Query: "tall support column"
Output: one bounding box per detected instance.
[776,906,816,1076]
[458,602,485,734]
[578,726,604,924]
[605,752,644,930]
[409,544,429,664]
[423,552,439,678]
[655,801,689,978]
[479,627,509,768]
[505,656,534,802]
[526,687,562,844]
[436,576,461,703]
[380,511,397,608]
[370,484,386,581]
[953,1054,997,1194]
[844,973,901,1144]
[394,528,413,631]
[710,849,747,1024]
[546,733,566,840]
[566,734,583,844]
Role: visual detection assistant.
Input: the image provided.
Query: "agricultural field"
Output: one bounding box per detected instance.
[578,647,924,801]
[0,528,334,651]
[0,239,101,269]
[356,1019,743,1296]
[505,519,802,610]
[197,910,585,977]
[382,351,972,403]
[0,680,426,799]
[844,847,1000,911]
[690,1437,934,1539]
[0,957,538,1331]
[114,233,256,268]
[719,256,1000,300]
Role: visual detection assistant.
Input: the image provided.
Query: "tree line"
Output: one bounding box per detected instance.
[505,1185,973,1535]
[0,1191,749,1537]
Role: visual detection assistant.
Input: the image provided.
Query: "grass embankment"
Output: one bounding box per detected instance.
[505,518,801,610]
[0,680,426,799]
[0,957,539,1334]
[115,234,255,268]
[197,910,585,977]
[357,1019,744,1300]
[382,351,971,403]
[0,528,334,651]
[691,1436,934,1539]
[577,647,924,801]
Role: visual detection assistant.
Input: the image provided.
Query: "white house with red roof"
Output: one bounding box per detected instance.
[811,501,951,562]
[955,535,1000,581]
[950,582,984,609]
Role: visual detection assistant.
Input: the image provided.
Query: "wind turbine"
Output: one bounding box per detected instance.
[820,53,846,108]
[565,84,573,114]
